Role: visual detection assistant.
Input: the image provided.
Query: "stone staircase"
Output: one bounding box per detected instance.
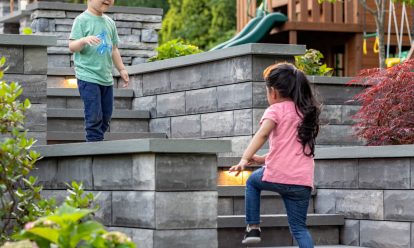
[46,88,166,144]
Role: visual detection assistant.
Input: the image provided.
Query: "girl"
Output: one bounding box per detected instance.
[229,62,320,248]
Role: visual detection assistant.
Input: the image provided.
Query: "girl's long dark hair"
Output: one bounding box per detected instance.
[263,62,320,157]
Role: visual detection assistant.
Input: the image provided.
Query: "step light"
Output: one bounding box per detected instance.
[64,78,78,88]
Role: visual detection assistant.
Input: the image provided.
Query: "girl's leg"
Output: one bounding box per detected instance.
[282,186,313,248]
[245,167,265,225]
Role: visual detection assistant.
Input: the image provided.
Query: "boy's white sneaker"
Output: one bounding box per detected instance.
[241,226,261,244]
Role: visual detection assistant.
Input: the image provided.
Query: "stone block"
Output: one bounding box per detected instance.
[360,220,410,248]
[320,105,342,125]
[119,34,141,44]
[47,119,84,132]
[30,158,58,189]
[56,157,93,189]
[314,159,358,188]
[171,115,201,138]
[116,21,143,28]
[119,49,156,57]
[218,198,233,215]
[121,56,132,64]
[107,227,153,248]
[48,46,71,55]
[66,12,82,18]
[48,54,70,67]
[47,96,66,108]
[132,57,147,65]
[202,56,252,87]
[129,74,142,96]
[141,29,158,43]
[412,158,414,189]
[384,190,414,221]
[154,229,217,248]
[252,108,266,132]
[217,136,252,157]
[219,227,292,247]
[185,88,217,114]
[31,10,66,19]
[252,55,294,81]
[132,96,156,117]
[66,98,83,109]
[113,13,162,23]
[155,192,217,229]
[314,84,364,105]
[55,19,74,25]
[112,191,155,228]
[143,23,162,30]
[155,154,216,191]
[117,27,132,35]
[317,124,363,146]
[24,47,47,74]
[201,111,234,138]
[93,154,156,190]
[156,92,185,117]
[47,76,66,88]
[149,118,171,137]
[27,131,46,145]
[37,31,70,39]
[55,24,72,32]
[25,104,46,131]
[340,220,360,246]
[217,82,252,110]
[3,74,47,104]
[90,191,112,225]
[359,158,410,189]
[341,105,360,124]
[233,109,252,135]
[31,18,55,32]
[142,71,170,95]
[305,226,339,245]
[252,82,267,108]
[234,195,286,215]
[109,119,149,132]
[170,66,203,91]
[0,46,23,73]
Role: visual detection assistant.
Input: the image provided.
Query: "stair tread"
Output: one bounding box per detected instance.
[47,108,149,119]
[47,88,134,97]
[47,131,166,141]
[218,185,316,197]
[218,214,344,228]
[264,246,366,248]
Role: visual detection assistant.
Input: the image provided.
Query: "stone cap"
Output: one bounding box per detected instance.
[34,139,232,157]
[0,34,57,46]
[308,76,354,85]
[126,43,306,75]
[47,108,149,119]
[316,144,414,159]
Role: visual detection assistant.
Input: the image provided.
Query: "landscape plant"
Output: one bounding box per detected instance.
[148,39,202,61]
[295,49,333,76]
[349,59,414,145]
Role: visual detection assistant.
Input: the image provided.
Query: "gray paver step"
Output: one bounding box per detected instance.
[47,131,166,144]
[265,246,366,248]
[218,185,317,197]
[47,108,149,119]
[218,214,344,228]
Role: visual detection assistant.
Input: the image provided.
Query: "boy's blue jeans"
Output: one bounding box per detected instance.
[245,167,314,248]
[77,79,113,142]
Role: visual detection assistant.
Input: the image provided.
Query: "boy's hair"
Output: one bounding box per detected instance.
[263,62,320,157]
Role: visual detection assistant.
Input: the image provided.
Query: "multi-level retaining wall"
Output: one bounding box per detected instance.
[0,1,162,67]
[32,139,231,248]
[314,144,414,247]
[0,34,56,145]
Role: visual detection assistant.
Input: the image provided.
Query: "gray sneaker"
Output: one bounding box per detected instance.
[241,226,261,244]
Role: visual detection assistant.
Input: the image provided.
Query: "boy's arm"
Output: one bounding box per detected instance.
[229,119,275,175]
[69,36,100,53]
[112,46,129,87]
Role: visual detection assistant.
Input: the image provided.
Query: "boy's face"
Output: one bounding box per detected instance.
[88,0,114,15]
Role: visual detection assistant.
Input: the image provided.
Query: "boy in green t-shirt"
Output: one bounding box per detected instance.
[69,0,129,142]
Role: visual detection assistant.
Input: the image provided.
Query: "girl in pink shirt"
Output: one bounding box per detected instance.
[230,62,320,247]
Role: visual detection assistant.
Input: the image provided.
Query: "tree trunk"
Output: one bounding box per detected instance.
[375,0,386,69]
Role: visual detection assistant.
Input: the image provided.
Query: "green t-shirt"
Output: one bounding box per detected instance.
[70,10,119,86]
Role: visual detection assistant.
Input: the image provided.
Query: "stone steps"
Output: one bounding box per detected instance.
[47,131,166,144]
[47,108,150,133]
[47,88,135,110]
[265,246,366,248]
[218,214,345,247]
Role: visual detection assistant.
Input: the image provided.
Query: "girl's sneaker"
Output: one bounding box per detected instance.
[241,226,261,244]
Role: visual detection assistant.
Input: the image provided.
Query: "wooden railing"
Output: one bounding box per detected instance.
[237,0,363,31]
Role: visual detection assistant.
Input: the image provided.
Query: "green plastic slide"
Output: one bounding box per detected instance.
[210,12,287,51]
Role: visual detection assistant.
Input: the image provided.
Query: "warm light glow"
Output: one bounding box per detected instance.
[65,78,78,88]
[217,169,253,186]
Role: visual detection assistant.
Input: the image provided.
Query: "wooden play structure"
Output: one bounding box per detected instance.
[237,0,414,76]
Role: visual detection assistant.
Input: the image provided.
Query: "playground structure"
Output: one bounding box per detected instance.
[236,0,414,75]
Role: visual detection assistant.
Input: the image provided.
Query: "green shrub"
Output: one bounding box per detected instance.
[295,49,333,76]
[148,39,202,61]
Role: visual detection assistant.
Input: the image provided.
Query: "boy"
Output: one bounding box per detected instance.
[69,0,129,142]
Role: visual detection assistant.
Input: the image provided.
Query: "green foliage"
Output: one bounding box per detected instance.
[114,0,169,13]
[148,39,202,61]
[65,181,99,209]
[15,204,136,248]
[295,49,333,76]
[160,0,236,50]
[0,57,46,242]
[21,28,32,35]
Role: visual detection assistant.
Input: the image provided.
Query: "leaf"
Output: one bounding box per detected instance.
[26,227,59,243]
[69,221,105,247]
[22,27,33,35]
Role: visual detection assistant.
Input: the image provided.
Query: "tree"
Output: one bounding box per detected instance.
[320,0,414,68]
[160,0,236,50]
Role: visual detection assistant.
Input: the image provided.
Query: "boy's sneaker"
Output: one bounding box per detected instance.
[241,226,261,244]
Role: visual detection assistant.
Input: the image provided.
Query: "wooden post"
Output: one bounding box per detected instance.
[289,30,298,44]
[288,0,296,21]
[312,0,320,22]
[10,0,14,14]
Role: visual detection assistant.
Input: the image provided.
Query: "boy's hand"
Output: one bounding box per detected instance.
[229,158,250,177]
[119,69,129,88]
[82,36,101,46]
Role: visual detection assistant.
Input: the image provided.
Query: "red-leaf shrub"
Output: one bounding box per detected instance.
[349,59,414,145]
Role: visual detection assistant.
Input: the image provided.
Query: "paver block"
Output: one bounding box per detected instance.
[340,220,360,246]
[314,159,358,188]
[201,111,234,138]
[142,71,170,95]
[217,82,252,110]
[384,190,414,221]
[185,88,217,114]
[171,115,201,138]
[156,92,185,117]
[149,118,170,137]
[24,47,47,74]
[170,65,203,91]
[0,46,23,73]
[133,95,156,117]
[154,229,217,248]
[360,220,410,248]
[234,109,253,135]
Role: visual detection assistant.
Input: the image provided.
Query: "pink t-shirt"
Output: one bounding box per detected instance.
[260,101,314,188]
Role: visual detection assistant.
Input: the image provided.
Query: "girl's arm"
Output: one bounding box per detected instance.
[112,46,129,87]
[229,119,275,175]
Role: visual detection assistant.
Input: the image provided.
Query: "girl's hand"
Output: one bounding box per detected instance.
[229,158,250,177]
[250,154,266,165]
[119,69,129,87]
[82,36,101,46]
